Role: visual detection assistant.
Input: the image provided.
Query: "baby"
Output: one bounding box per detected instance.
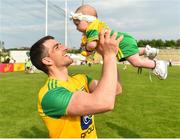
[70,4,168,80]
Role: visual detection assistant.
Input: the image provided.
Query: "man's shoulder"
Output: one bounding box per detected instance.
[38,79,50,100]
[38,79,71,103]
[71,73,87,80]
[71,73,93,86]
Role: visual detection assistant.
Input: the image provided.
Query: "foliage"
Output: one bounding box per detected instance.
[137,39,179,48]
[1,38,180,55]
[69,39,180,53]
[67,48,81,54]
[176,39,180,47]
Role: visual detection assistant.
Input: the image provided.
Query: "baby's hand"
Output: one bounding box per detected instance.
[80,45,93,57]
[81,50,93,57]
[80,41,97,57]
[81,42,87,48]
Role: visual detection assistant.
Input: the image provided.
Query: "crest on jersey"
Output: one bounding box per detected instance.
[80,115,92,130]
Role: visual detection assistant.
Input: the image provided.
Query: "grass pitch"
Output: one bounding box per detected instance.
[0,64,180,137]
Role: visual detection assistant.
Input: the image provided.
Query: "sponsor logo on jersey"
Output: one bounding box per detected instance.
[81,115,92,130]
[81,125,94,138]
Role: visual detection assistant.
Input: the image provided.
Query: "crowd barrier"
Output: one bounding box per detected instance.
[0,63,25,72]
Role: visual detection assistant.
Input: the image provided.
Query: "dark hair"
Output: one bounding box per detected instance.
[30,35,54,74]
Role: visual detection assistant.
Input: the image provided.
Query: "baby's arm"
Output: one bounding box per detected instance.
[86,41,98,52]
[80,41,97,57]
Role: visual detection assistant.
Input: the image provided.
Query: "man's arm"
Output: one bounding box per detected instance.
[88,79,98,93]
[116,69,122,95]
[66,30,123,116]
[88,70,122,95]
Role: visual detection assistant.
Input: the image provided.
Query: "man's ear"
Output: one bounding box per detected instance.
[42,57,53,66]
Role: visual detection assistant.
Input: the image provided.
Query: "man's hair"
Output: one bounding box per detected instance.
[30,35,54,74]
[75,4,98,17]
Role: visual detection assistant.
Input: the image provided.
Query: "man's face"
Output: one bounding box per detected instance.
[73,19,88,33]
[43,39,73,68]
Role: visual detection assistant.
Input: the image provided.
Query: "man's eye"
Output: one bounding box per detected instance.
[55,45,59,49]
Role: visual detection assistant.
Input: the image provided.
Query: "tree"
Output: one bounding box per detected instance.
[137,40,145,47]
[0,41,5,52]
[176,39,180,47]
[156,39,164,48]
[68,48,81,54]
[165,40,176,48]
[150,39,156,47]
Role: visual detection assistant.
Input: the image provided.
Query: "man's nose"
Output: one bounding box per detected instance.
[66,48,71,51]
[62,45,69,51]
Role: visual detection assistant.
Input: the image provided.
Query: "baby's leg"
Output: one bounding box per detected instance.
[139,45,159,59]
[86,41,98,51]
[127,54,155,69]
[139,48,145,56]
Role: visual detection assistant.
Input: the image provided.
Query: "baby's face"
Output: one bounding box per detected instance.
[73,19,89,33]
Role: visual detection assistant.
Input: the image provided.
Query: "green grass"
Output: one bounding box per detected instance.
[0,65,180,138]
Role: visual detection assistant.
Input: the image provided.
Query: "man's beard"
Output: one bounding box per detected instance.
[66,59,73,66]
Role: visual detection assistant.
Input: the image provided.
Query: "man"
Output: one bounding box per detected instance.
[30,29,123,138]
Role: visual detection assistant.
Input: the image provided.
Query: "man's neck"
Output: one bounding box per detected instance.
[49,67,69,81]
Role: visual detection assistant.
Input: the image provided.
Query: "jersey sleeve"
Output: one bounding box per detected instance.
[86,75,93,85]
[41,87,73,119]
[86,29,99,42]
[85,20,110,43]
[86,21,100,42]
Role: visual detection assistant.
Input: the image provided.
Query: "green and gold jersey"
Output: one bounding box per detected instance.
[38,74,97,138]
[82,19,139,61]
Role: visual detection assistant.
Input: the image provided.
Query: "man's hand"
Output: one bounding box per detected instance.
[96,29,124,58]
